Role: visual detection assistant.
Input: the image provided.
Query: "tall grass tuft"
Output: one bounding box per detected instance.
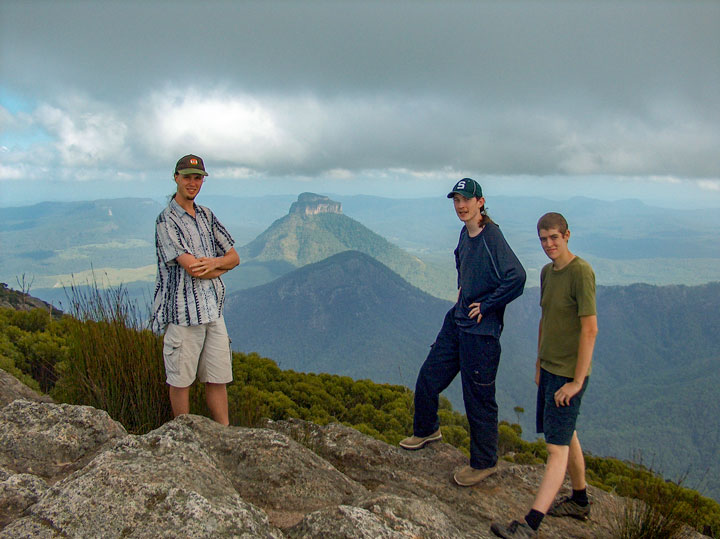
[610,493,692,539]
[606,460,710,539]
[52,281,172,433]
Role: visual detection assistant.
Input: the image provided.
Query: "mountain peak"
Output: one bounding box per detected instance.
[289,192,342,216]
[235,195,454,298]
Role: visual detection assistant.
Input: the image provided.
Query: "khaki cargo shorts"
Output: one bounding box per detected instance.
[162,316,233,387]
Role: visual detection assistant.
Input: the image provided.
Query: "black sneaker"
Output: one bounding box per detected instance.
[490,520,538,538]
[547,495,591,520]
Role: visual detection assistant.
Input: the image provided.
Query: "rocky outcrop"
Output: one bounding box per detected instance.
[289,193,342,217]
[2,417,282,538]
[0,283,62,316]
[0,370,703,538]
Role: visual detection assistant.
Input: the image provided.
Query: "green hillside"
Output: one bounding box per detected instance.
[0,198,162,289]
[225,250,451,381]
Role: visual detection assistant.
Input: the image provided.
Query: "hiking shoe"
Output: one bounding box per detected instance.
[490,520,538,538]
[399,429,442,450]
[548,495,591,520]
[453,464,498,486]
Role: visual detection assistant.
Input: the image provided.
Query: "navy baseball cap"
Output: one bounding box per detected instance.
[447,178,482,198]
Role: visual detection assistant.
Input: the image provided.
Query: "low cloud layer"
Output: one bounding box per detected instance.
[3,89,718,181]
[1,1,718,198]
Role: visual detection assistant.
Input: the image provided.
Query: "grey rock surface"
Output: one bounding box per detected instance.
[0,371,706,538]
[176,414,366,527]
[2,419,283,538]
[286,494,464,539]
[266,418,619,538]
[0,467,48,528]
[0,399,126,480]
[287,504,412,538]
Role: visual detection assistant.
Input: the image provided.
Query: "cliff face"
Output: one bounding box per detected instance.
[0,369,693,538]
[289,192,342,217]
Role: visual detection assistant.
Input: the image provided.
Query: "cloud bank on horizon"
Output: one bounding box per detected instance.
[1,0,719,205]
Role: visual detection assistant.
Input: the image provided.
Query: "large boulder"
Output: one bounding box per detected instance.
[0,400,127,481]
[264,418,619,538]
[2,418,283,538]
[0,400,126,480]
[174,414,366,527]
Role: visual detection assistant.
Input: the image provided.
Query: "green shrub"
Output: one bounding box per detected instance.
[0,308,67,392]
[0,352,41,391]
[498,423,524,455]
[441,425,470,456]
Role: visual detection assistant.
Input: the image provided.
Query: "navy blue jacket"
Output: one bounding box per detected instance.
[453,222,526,338]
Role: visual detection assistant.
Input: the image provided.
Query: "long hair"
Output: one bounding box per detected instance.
[478,202,495,226]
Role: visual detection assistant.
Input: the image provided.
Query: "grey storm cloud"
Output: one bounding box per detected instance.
[1,0,719,179]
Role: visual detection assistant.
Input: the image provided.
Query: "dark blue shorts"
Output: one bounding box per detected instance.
[536,368,589,446]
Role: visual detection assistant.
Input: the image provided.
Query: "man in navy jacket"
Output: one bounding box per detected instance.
[400,178,526,486]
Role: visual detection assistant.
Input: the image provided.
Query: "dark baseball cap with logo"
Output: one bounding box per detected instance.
[175,154,208,176]
[447,178,482,199]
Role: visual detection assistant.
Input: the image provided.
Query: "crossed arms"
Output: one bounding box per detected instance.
[176,248,240,279]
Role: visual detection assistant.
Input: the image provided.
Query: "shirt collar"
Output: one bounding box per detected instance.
[169,197,197,218]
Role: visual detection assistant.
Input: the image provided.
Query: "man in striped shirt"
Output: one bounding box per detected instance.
[151,154,240,425]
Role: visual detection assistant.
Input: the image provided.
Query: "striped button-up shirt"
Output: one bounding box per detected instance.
[151,198,234,332]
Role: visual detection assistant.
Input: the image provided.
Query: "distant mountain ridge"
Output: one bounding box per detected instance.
[234,192,455,299]
[4,195,720,308]
[0,198,161,290]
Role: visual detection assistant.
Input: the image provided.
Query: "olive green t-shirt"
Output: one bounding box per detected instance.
[538,256,596,378]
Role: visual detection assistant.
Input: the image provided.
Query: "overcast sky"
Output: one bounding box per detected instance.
[1,0,719,207]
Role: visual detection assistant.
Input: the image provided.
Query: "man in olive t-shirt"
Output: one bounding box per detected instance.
[538,256,596,378]
[491,212,598,539]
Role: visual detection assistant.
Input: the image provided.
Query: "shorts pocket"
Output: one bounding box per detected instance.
[163,333,183,356]
[163,332,183,376]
